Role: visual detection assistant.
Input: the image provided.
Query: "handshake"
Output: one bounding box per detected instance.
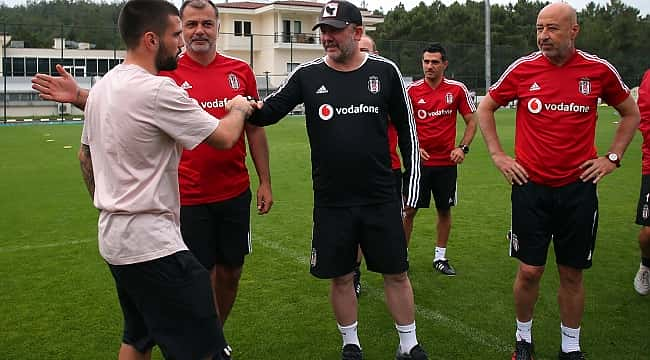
[226,95,262,119]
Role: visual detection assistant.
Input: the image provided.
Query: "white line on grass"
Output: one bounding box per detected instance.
[0,238,94,253]
[254,237,515,357]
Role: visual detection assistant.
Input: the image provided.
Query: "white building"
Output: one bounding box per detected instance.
[0,1,383,118]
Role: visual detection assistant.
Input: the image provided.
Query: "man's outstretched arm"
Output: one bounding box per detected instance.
[32,64,88,110]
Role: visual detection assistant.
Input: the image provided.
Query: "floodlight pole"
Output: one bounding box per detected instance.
[60,24,64,121]
[485,0,491,93]
[3,25,7,124]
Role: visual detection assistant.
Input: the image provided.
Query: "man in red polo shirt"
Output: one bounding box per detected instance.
[634,69,650,296]
[478,3,639,359]
[161,0,272,332]
[403,43,477,276]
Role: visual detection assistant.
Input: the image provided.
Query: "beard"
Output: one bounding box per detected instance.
[187,37,214,53]
[155,42,178,71]
[324,39,355,63]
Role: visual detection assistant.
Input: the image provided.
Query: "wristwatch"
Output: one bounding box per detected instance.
[606,152,621,167]
[458,144,470,154]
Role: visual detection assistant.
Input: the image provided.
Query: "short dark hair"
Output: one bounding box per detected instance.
[180,0,219,19]
[423,43,447,61]
[118,0,180,50]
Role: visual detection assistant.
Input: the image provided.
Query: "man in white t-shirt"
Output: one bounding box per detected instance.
[79,1,252,359]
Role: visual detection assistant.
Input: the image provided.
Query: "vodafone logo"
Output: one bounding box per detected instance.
[526,98,590,114]
[528,98,542,114]
[417,108,453,119]
[319,104,334,120]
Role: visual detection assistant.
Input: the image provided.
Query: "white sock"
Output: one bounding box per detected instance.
[560,323,581,353]
[434,247,446,261]
[515,319,533,343]
[338,321,360,347]
[395,322,418,354]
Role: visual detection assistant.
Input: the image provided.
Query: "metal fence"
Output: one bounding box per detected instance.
[2,22,644,122]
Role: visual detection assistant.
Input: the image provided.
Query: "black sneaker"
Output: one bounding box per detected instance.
[433,259,456,276]
[558,350,586,360]
[353,266,361,298]
[511,341,534,360]
[341,344,363,360]
[395,344,428,360]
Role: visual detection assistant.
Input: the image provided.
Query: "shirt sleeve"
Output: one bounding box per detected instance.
[638,70,650,133]
[489,65,519,106]
[458,83,477,116]
[154,79,219,150]
[244,65,260,100]
[600,62,631,107]
[248,68,303,126]
[387,66,420,207]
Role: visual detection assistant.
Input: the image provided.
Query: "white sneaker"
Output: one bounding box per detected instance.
[633,265,650,296]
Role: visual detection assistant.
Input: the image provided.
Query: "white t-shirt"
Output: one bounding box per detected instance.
[82,64,219,265]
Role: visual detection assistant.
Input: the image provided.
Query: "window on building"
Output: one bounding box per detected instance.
[286,62,299,73]
[282,20,291,42]
[98,59,109,75]
[234,20,252,36]
[2,58,11,76]
[294,20,302,34]
[49,59,63,75]
[109,59,120,69]
[86,59,97,76]
[38,58,50,74]
[244,21,251,36]
[12,57,25,77]
[25,58,37,76]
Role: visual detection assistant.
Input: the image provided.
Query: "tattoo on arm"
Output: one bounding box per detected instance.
[79,144,95,200]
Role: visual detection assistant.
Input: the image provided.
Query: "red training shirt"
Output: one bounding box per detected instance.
[387,122,401,170]
[489,50,630,187]
[639,70,650,174]
[160,53,259,205]
[407,77,476,166]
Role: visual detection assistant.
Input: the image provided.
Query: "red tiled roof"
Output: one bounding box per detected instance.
[215,1,324,10]
[215,2,267,9]
[273,1,324,8]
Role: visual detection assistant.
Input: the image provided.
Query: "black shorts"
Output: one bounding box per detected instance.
[393,169,403,201]
[509,181,598,269]
[415,165,457,210]
[636,174,650,226]
[310,200,408,278]
[108,251,224,359]
[180,189,252,269]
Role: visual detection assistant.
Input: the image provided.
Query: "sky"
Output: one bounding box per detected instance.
[362,0,649,15]
[1,0,648,15]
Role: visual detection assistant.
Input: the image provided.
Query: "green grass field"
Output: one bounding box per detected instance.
[0,108,647,359]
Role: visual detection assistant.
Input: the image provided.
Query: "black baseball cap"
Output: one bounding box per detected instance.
[312,0,363,31]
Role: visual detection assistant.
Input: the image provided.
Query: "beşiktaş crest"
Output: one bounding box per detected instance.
[368,76,380,94]
[445,92,454,104]
[228,73,240,90]
[579,77,591,95]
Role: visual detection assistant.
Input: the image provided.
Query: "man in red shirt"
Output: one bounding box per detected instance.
[477,3,639,359]
[167,0,272,332]
[403,43,477,276]
[634,70,650,296]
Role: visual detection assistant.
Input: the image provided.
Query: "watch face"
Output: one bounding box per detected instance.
[608,153,619,161]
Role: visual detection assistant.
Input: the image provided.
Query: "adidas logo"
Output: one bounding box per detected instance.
[529,82,540,91]
[316,85,328,94]
[418,98,426,104]
[181,81,192,90]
